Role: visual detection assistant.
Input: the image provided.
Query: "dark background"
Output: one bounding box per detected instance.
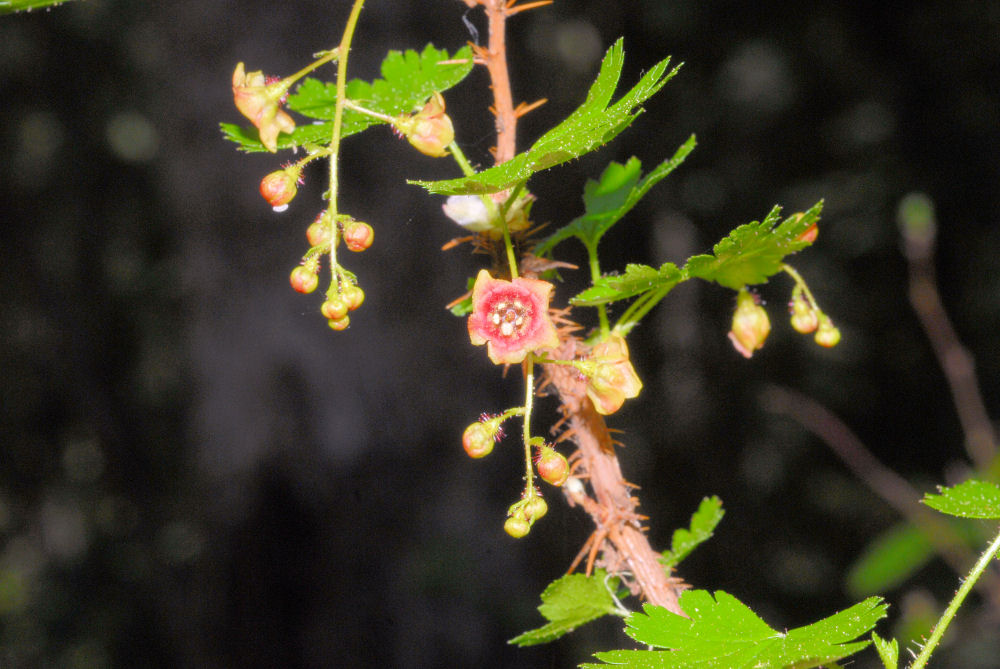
[2,0,1000,667]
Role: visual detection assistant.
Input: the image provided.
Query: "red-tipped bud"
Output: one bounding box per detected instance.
[289,266,319,294]
[789,293,819,334]
[343,285,365,311]
[729,288,771,358]
[307,214,334,247]
[797,223,818,244]
[462,422,496,458]
[814,316,842,348]
[342,220,374,252]
[327,315,350,331]
[260,168,300,210]
[321,297,349,321]
[536,446,569,487]
[393,92,454,157]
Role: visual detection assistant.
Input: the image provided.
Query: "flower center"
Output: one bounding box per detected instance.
[489,298,530,339]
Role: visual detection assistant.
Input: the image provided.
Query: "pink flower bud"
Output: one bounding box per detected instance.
[289,266,319,294]
[342,220,374,252]
[260,167,300,210]
[535,446,568,487]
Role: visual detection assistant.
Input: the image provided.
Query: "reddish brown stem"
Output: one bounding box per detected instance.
[473,0,684,615]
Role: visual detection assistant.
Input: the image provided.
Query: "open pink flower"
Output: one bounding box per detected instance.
[232,62,296,153]
[582,334,643,415]
[467,269,559,365]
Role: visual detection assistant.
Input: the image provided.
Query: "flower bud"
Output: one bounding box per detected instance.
[343,285,365,311]
[307,213,334,247]
[462,422,495,458]
[535,446,569,487]
[393,92,454,157]
[342,220,374,252]
[321,297,349,321]
[814,317,842,348]
[504,516,531,538]
[260,167,300,211]
[728,288,771,358]
[524,496,548,522]
[797,223,818,243]
[327,315,350,331]
[789,293,819,334]
[289,266,319,294]
[581,334,643,415]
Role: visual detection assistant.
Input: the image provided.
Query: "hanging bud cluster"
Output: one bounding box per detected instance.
[283,210,373,330]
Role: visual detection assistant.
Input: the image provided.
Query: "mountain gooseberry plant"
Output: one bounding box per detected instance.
[222,1,1000,666]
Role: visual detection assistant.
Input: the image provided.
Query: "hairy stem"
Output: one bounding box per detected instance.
[326,0,366,289]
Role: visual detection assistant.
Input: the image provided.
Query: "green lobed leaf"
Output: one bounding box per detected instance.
[412,39,682,195]
[659,496,724,570]
[0,0,77,13]
[922,479,1000,519]
[582,590,886,669]
[683,202,822,290]
[571,263,683,307]
[222,44,473,153]
[509,570,621,647]
[533,135,697,257]
[568,203,821,307]
[871,632,899,669]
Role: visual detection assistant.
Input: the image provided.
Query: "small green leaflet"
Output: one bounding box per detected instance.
[412,38,682,196]
[0,0,76,13]
[509,570,623,647]
[448,276,476,316]
[583,590,887,669]
[871,632,899,669]
[570,202,822,307]
[923,479,1000,519]
[533,136,697,258]
[659,496,724,570]
[221,44,473,153]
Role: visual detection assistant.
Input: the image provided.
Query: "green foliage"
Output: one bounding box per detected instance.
[871,632,899,669]
[533,136,697,257]
[221,44,473,153]
[0,0,76,13]
[846,517,985,597]
[412,39,682,195]
[922,480,1000,519]
[571,203,821,307]
[448,276,476,316]
[846,522,935,597]
[583,591,887,668]
[659,496,724,570]
[509,570,623,647]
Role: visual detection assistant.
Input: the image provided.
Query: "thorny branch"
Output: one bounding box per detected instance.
[467,0,686,614]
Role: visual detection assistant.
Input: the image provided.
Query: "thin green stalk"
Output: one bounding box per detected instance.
[614,282,675,336]
[522,357,536,494]
[909,525,1000,669]
[586,241,610,337]
[327,0,366,291]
